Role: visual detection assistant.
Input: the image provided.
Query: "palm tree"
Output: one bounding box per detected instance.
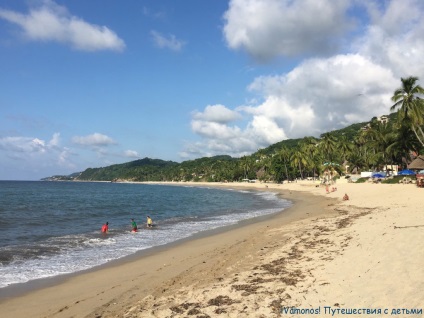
[291,148,308,179]
[255,148,267,162]
[337,135,354,163]
[254,148,269,181]
[319,133,338,163]
[391,76,424,146]
[300,137,321,179]
[239,156,253,180]
[274,146,291,182]
[368,121,396,172]
[347,152,365,174]
[388,123,421,169]
[261,156,272,181]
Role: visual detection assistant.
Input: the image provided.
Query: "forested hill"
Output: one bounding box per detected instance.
[247,119,369,157]
[43,112,413,183]
[76,158,179,181]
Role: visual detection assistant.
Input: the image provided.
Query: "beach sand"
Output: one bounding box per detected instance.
[1,180,423,317]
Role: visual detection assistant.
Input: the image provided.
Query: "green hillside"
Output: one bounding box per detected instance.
[77,158,179,181]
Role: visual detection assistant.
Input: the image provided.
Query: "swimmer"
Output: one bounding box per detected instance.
[131,218,138,232]
[147,215,153,228]
[101,222,109,233]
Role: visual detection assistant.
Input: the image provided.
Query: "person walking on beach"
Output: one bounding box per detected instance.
[147,215,153,228]
[131,218,138,232]
[101,222,109,234]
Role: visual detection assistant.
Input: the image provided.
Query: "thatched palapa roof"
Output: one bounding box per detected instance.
[408,155,424,170]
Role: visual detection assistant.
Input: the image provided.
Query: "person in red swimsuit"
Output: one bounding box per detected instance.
[101,222,109,233]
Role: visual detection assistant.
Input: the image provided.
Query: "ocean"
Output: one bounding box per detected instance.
[0,181,291,289]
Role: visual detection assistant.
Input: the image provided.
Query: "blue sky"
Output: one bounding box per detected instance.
[1,0,423,180]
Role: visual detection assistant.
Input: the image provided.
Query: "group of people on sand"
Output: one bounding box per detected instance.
[101,215,153,234]
[324,184,349,201]
[325,184,338,194]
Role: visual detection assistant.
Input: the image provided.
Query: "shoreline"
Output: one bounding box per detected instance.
[0,183,294,299]
[1,181,423,317]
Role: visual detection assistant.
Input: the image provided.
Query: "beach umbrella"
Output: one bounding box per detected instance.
[372,173,385,178]
[398,169,416,176]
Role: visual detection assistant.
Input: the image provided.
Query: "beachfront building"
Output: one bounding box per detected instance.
[383,165,399,175]
[361,115,390,131]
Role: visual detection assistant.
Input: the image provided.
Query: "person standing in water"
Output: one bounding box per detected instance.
[131,218,138,232]
[101,222,109,234]
[147,216,153,228]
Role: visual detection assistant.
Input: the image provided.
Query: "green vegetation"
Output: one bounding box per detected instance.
[77,158,179,181]
[381,176,413,184]
[46,76,424,183]
[391,76,424,147]
[355,178,368,184]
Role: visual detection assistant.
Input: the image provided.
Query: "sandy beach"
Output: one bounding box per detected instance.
[1,180,423,317]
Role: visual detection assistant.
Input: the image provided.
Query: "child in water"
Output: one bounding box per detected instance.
[131,219,138,232]
[101,222,109,233]
[147,216,153,228]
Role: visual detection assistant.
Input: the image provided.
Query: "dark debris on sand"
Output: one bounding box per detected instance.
[207,295,239,306]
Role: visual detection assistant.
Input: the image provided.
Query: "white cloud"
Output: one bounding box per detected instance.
[354,0,424,78]
[247,54,397,136]
[0,0,125,51]
[364,0,424,36]
[180,0,424,160]
[187,104,265,156]
[183,53,400,158]
[187,102,286,158]
[71,133,119,166]
[58,148,69,164]
[48,132,60,147]
[0,133,65,156]
[0,136,47,153]
[124,150,140,158]
[179,137,257,159]
[142,6,166,20]
[246,115,287,144]
[192,104,241,123]
[72,133,116,147]
[151,30,185,51]
[223,0,352,61]
[191,120,242,140]
[0,133,76,177]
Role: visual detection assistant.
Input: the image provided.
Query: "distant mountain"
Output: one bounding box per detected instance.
[41,172,81,181]
[76,157,179,181]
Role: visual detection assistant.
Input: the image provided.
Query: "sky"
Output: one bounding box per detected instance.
[1,0,424,180]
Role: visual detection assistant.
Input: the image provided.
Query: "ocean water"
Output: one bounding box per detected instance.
[0,181,291,289]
